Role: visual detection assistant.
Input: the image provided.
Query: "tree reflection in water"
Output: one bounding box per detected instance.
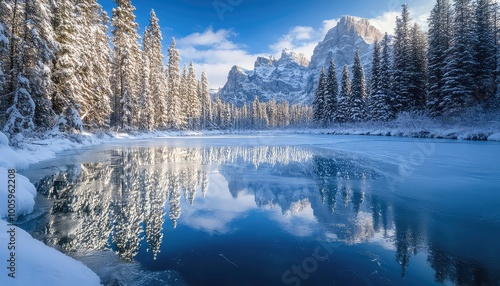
[30,145,498,285]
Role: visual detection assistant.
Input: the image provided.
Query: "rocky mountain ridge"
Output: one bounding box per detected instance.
[218,15,384,106]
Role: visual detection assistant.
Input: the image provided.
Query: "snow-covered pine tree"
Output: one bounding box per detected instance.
[139,49,153,131]
[179,64,188,130]
[0,0,56,132]
[474,0,497,105]
[211,94,220,128]
[259,100,268,128]
[369,40,384,121]
[23,0,57,131]
[166,38,182,129]
[442,0,476,116]
[230,103,238,129]
[368,39,381,120]
[374,34,394,121]
[3,3,37,145]
[324,59,339,125]
[251,96,259,129]
[0,0,22,126]
[187,61,201,129]
[74,0,112,129]
[312,67,327,126]
[408,23,427,111]
[336,64,351,123]
[199,70,212,129]
[52,0,83,132]
[393,4,412,114]
[268,99,277,127]
[350,47,367,122]
[143,10,167,129]
[110,0,142,130]
[427,0,453,117]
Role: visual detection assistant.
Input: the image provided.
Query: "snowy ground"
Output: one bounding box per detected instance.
[0,220,101,286]
[0,119,498,285]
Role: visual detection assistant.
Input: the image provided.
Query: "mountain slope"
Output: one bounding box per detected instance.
[219,15,384,106]
[219,49,311,106]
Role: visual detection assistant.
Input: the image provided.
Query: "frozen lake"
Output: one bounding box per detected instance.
[18,134,500,286]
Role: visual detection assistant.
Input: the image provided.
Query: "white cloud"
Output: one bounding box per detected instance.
[177,27,238,50]
[368,0,435,34]
[368,12,400,35]
[176,27,266,89]
[269,19,340,59]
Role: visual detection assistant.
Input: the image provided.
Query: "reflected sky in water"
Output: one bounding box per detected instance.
[19,135,500,286]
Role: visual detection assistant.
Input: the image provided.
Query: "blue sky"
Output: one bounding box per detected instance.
[100,0,435,88]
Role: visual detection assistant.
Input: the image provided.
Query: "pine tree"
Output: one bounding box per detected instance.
[0,0,23,126]
[350,47,367,122]
[166,38,182,129]
[1,0,58,134]
[428,0,453,117]
[368,40,381,120]
[3,3,37,145]
[23,0,57,131]
[313,67,327,125]
[110,0,141,130]
[251,96,260,128]
[324,59,338,124]
[186,61,201,129]
[143,10,167,129]
[442,0,476,116]
[393,4,412,114]
[268,99,277,127]
[337,65,351,123]
[370,35,393,121]
[51,0,82,132]
[474,0,497,105]
[408,23,428,111]
[179,64,188,130]
[199,70,212,129]
[75,0,112,129]
[139,51,153,131]
[380,33,395,120]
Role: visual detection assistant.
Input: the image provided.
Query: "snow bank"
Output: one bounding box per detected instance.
[0,221,101,286]
[0,168,36,219]
[488,133,500,141]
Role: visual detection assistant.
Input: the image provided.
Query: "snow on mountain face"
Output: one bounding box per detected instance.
[219,16,384,106]
[219,49,311,106]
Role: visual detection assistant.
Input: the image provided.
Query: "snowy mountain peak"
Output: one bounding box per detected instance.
[279,48,310,67]
[310,15,383,70]
[254,56,275,69]
[335,15,383,44]
[219,15,383,106]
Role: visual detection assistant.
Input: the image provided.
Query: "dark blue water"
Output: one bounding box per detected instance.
[18,135,500,286]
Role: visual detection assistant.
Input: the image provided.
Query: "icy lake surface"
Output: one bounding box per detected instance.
[18,134,500,286]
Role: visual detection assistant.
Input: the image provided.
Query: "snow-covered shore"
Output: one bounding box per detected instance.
[0,220,101,286]
[0,132,105,285]
[300,125,500,141]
